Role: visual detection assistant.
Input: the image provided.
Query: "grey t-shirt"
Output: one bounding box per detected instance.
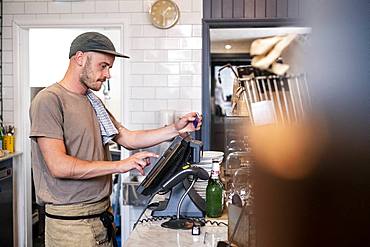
[29,83,121,205]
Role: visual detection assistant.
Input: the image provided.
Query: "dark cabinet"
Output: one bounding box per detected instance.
[0,158,14,247]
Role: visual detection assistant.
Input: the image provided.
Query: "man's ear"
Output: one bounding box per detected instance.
[74,51,84,66]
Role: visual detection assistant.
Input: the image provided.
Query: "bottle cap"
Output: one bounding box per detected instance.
[211,162,220,178]
[212,161,220,171]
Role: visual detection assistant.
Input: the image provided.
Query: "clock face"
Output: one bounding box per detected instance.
[149,0,180,29]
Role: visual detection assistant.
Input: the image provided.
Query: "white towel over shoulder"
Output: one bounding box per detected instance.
[86,89,118,145]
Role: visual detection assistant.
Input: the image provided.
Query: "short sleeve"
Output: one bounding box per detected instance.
[29,90,64,140]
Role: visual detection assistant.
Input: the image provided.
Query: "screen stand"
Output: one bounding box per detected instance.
[151,181,204,218]
[161,178,197,229]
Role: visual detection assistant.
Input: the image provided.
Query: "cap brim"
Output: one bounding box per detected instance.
[89,49,130,58]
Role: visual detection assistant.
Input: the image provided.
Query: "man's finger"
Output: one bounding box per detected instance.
[137,151,158,159]
[136,158,147,167]
[135,165,144,175]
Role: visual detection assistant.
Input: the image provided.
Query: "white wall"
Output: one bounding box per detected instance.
[2,0,203,129]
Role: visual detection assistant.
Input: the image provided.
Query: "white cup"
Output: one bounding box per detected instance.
[159,110,175,127]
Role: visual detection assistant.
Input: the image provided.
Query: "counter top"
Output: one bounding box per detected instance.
[0,152,22,162]
[125,203,228,247]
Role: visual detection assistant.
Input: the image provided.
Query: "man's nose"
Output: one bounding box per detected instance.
[104,68,111,79]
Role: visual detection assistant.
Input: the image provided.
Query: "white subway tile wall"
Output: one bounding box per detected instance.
[155,87,180,99]
[167,25,192,37]
[131,87,155,99]
[131,62,156,74]
[2,0,202,128]
[119,1,143,13]
[131,111,155,123]
[143,99,167,111]
[192,25,202,37]
[168,50,192,61]
[131,37,156,49]
[128,75,144,86]
[180,62,202,74]
[3,75,13,87]
[155,38,181,49]
[168,99,192,112]
[95,1,119,13]
[128,99,144,112]
[71,2,96,13]
[47,1,72,14]
[25,2,48,14]
[144,50,167,62]
[156,63,180,74]
[180,87,201,99]
[143,75,167,86]
[168,75,193,87]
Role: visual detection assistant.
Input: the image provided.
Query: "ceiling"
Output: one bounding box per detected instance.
[210,27,311,42]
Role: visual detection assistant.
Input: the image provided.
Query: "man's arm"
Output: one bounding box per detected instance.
[114,112,202,150]
[114,124,178,150]
[37,137,158,179]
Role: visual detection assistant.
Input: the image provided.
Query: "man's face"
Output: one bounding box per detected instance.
[80,52,115,91]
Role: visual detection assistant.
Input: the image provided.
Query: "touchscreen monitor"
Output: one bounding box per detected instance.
[136,136,191,196]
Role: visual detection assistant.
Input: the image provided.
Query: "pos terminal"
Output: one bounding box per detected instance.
[136,136,208,229]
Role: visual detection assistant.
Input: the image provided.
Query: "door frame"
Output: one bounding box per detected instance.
[12,17,130,247]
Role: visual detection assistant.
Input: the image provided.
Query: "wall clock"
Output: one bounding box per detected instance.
[149,0,180,29]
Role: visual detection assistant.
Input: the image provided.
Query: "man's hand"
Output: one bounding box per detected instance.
[117,151,159,175]
[174,112,202,134]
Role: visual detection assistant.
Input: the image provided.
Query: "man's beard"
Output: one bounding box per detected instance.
[80,57,103,91]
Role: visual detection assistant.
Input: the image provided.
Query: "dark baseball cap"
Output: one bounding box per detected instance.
[69,32,129,59]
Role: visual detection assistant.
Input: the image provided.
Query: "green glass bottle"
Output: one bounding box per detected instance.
[206,162,224,218]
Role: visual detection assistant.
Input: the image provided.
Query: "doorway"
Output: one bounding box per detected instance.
[13,18,129,247]
[201,20,309,150]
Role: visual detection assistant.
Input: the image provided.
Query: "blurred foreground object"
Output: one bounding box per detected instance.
[250,122,325,179]
[252,1,370,247]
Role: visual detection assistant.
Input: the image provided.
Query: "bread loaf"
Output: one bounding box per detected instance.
[250,36,283,56]
[251,34,297,70]
[269,62,290,75]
